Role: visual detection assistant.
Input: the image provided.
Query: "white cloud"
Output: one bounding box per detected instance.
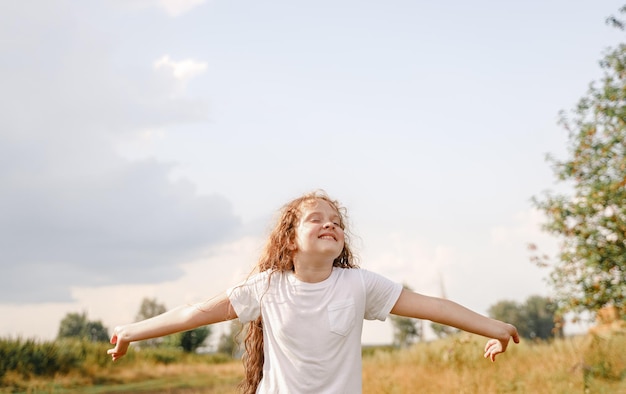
[159,0,207,17]
[0,1,232,304]
[111,0,207,17]
[154,55,208,82]
[153,55,208,97]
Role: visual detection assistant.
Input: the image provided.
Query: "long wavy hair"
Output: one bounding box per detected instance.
[238,190,358,394]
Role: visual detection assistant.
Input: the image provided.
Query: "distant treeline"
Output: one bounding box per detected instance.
[0,337,232,391]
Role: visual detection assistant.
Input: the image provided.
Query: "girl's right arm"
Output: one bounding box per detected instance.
[390,289,519,361]
[107,292,237,361]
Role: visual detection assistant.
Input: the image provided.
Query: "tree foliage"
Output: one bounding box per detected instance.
[488,296,562,340]
[523,295,563,339]
[57,312,109,342]
[134,297,167,348]
[217,320,244,357]
[182,326,211,353]
[135,297,211,352]
[430,322,458,339]
[135,297,167,321]
[532,7,626,318]
[166,326,212,353]
[488,301,521,332]
[390,314,421,348]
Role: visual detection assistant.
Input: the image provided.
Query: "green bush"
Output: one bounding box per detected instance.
[1,338,63,378]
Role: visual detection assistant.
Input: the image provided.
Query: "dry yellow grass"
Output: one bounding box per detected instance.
[0,362,245,394]
[2,333,624,393]
[362,333,626,394]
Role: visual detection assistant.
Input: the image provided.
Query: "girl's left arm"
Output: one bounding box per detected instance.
[107,292,236,361]
[390,289,519,361]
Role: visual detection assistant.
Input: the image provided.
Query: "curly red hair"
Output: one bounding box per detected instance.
[239,190,358,393]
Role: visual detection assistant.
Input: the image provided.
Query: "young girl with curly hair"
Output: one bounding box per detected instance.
[108,190,519,393]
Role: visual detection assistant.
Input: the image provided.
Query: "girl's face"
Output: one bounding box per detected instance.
[292,199,345,262]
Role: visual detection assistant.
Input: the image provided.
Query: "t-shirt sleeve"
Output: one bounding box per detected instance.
[359,269,403,321]
[226,272,265,323]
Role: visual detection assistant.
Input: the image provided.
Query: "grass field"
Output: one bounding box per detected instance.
[1,332,624,393]
[362,334,625,393]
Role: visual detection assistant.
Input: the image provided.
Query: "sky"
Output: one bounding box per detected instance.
[0,0,624,347]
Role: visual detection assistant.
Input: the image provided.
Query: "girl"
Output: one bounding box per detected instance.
[108,191,519,393]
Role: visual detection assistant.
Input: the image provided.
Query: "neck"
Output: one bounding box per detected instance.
[293,257,334,283]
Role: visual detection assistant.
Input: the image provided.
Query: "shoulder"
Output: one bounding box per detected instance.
[344,267,387,281]
[230,269,285,293]
[332,267,394,288]
[236,270,271,286]
[244,269,286,283]
[355,268,402,292]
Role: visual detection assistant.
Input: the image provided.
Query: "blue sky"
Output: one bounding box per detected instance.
[0,0,623,345]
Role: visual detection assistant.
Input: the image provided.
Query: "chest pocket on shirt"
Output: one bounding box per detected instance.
[327,299,356,336]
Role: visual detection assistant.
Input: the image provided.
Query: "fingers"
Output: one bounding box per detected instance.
[483,339,498,352]
[483,339,502,362]
[107,330,128,362]
[107,327,126,361]
[484,350,498,362]
[108,334,119,360]
[107,346,126,361]
[483,327,520,363]
[107,347,119,361]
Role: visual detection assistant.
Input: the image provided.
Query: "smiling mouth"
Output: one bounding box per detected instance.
[319,234,336,241]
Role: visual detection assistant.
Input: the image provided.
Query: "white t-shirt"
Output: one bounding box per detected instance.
[227,267,403,394]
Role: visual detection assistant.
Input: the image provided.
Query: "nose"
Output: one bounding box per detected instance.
[323,222,334,229]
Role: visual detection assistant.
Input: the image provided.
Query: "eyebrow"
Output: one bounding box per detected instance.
[303,211,322,219]
[303,211,341,221]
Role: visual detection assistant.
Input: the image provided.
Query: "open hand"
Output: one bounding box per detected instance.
[483,324,519,362]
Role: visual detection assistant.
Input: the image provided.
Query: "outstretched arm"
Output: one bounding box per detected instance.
[107,292,237,361]
[390,289,519,361]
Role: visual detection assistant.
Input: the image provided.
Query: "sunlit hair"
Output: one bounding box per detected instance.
[238,190,358,394]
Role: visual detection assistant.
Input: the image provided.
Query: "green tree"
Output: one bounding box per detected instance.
[134,297,212,352]
[162,326,212,353]
[57,312,88,339]
[57,311,109,342]
[217,320,244,357]
[488,300,527,337]
[488,296,561,340]
[135,297,167,321]
[179,326,211,353]
[524,295,563,340]
[390,315,421,348]
[430,322,458,339]
[163,326,212,353]
[532,6,626,318]
[135,297,167,348]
